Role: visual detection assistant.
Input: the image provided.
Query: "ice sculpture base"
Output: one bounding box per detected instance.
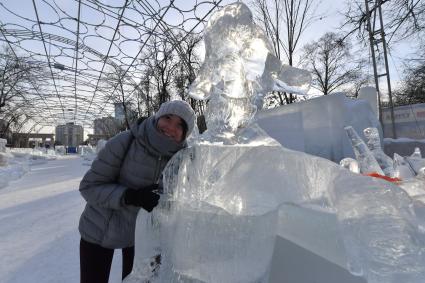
[270,235,367,283]
[270,204,366,283]
[126,133,425,283]
[160,203,277,283]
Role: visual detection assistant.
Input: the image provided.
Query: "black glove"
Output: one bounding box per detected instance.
[123,184,160,212]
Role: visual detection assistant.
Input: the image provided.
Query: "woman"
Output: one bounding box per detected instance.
[78,100,195,283]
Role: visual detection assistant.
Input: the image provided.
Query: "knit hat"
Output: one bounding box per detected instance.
[155,100,196,137]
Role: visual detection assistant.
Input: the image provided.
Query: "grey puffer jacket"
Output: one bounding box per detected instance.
[78,117,185,248]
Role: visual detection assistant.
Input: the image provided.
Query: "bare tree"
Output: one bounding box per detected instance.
[93,116,122,138]
[0,46,43,139]
[347,72,374,98]
[102,66,138,130]
[0,47,35,113]
[393,62,425,105]
[342,0,425,44]
[300,32,367,95]
[140,35,180,110]
[252,0,322,104]
[0,104,33,140]
[139,31,208,120]
[172,32,207,118]
[138,69,154,117]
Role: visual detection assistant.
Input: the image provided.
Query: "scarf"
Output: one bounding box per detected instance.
[135,116,186,157]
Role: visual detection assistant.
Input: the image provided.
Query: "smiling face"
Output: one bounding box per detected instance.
[156,114,186,143]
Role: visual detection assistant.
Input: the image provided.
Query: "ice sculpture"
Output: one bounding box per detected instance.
[363,127,395,177]
[339,157,360,173]
[54,145,66,155]
[346,126,425,182]
[125,2,425,283]
[188,2,310,141]
[344,126,384,175]
[394,153,416,179]
[0,138,6,152]
[411,147,422,158]
[0,139,7,167]
[406,148,425,175]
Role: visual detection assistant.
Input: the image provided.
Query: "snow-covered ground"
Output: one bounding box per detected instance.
[0,156,122,283]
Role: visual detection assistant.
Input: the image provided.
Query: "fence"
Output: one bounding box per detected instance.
[382,103,425,139]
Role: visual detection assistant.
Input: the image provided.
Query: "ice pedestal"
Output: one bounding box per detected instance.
[256,93,382,163]
[157,142,290,283]
[125,199,277,283]
[159,202,277,283]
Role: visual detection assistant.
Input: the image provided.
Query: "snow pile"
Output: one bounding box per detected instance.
[0,147,62,189]
[30,147,57,164]
[0,149,30,189]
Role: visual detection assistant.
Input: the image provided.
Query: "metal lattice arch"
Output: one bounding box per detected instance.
[0,0,225,134]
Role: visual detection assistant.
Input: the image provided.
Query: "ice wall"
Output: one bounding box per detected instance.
[358,87,378,117]
[256,93,382,162]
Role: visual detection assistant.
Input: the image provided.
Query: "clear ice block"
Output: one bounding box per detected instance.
[344,126,384,175]
[363,127,395,177]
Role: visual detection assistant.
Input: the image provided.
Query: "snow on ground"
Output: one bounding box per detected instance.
[0,156,122,283]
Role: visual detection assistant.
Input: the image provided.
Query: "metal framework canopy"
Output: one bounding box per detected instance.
[0,0,222,131]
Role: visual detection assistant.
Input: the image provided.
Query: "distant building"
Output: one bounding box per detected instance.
[55,122,84,147]
[11,133,54,148]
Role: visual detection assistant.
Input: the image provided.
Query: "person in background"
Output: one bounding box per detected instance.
[78,100,195,283]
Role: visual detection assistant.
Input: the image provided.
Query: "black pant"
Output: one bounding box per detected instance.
[80,238,134,283]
